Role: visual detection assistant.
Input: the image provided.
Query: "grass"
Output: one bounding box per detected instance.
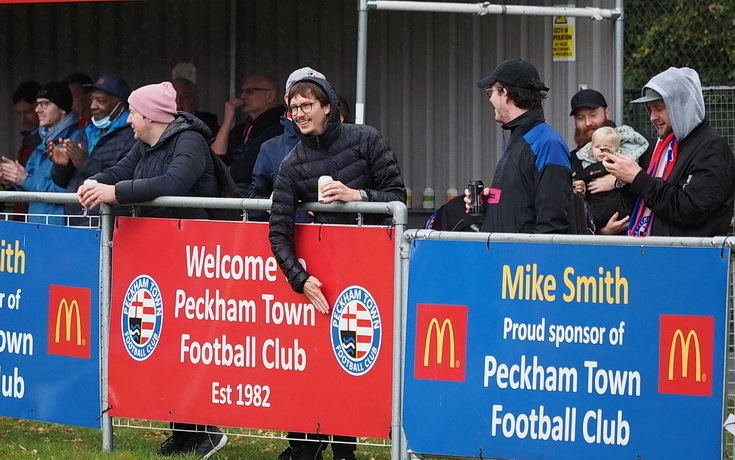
[0,417,392,460]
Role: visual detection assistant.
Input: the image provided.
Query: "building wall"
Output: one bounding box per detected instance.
[0,0,616,210]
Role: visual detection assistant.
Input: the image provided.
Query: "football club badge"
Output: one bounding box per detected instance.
[330,285,381,376]
[121,275,163,361]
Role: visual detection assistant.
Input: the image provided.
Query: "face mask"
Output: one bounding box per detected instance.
[91,102,122,129]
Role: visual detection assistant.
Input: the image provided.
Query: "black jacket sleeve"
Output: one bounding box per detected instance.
[361,130,407,203]
[269,154,309,293]
[114,133,209,204]
[629,137,734,226]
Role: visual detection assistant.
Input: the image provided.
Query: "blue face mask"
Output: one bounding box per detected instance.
[91,102,122,129]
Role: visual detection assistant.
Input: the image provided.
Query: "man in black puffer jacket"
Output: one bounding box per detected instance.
[269,76,405,460]
[77,81,225,458]
[78,82,218,221]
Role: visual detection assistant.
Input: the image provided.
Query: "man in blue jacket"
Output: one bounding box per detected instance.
[466,59,575,233]
[0,81,83,225]
[51,74,136,225]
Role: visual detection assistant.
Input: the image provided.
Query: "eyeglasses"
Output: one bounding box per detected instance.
[289,101,319,116]
[485,88,494,99]
[241,87,270,96]
[35,100,50,109]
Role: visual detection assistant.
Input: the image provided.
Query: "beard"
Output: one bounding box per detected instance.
[574,127,594,148]
[574,119,616,148]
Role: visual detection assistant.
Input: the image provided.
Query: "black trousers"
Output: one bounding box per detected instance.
[288,431,356,456]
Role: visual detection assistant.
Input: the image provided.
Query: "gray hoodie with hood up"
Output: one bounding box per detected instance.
[628,67,735,236]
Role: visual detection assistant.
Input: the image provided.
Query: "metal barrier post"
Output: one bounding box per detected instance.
[388,202,408,460]
[100,204,114,452]
[727,251,735,457]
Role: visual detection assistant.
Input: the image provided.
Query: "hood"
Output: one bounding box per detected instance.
[292,76,342,150]
[642,67,704,140]
[156,111,213,146]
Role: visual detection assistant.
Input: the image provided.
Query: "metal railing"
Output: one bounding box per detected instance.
[0,191,407,457]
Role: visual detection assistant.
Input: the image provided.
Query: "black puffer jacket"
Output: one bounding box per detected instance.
[52,112,136,221]
[269,77,405,293]
[89,112,217,219]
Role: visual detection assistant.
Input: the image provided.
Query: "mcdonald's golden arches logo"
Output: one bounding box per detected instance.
[658,314,713,396]
[414,304,467,382]
[47,285,91,359]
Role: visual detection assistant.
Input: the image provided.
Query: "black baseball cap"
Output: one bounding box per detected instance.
[477,58,549,92]
[569,89,608,116]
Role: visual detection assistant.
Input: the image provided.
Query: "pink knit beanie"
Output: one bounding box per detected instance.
[128,81,177,123]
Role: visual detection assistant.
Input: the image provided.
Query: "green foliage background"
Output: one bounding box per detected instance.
[624,1,735,88]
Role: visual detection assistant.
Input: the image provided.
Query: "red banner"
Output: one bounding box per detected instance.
[0,1,133,3]
[108,217,394,439]
[0,1,134,3]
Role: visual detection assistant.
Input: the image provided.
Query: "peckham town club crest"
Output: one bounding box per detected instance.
[330,285,382,376]
[121,275,163,361]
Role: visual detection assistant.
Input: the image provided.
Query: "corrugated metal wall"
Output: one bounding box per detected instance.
[0,0,616,211]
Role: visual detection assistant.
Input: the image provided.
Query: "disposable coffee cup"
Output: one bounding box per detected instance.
[318,175,332,203]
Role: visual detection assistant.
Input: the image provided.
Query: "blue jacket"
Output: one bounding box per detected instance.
[51,110,136,220]
[481,108,574,234]
[248,114,298,200]
[247,114,313,222]
[20,113,83,225]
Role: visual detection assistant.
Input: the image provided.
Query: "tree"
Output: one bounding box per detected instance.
[624,1,735,88]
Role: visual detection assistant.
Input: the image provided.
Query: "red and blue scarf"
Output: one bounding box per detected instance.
[627,132,678,236]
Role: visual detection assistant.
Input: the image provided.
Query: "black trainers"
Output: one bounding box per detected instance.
[157,431,198,456]
[195,426,228,459]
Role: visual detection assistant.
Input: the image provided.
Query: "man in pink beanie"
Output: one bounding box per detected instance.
[77,84,227,457]
[128,81,177,124]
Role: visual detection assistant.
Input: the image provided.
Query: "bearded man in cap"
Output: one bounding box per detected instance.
[51,74,136,225]
[603,67,735,236]
[568,89,650,234]
[466,58,576,233]
[0,81,83,224]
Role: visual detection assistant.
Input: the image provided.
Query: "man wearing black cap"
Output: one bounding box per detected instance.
[568,89,650,234]
[50,74,136,225]
[0,81,83,225]
[466,58,577,233]
[569,89,611,153]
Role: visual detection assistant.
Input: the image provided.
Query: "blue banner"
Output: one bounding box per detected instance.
[404,240,727,459]
[0,221,101,428]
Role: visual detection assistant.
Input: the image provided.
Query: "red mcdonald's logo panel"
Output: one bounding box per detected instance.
[47,285,91,359]
[414,304,468,382]
[658,314,713,396]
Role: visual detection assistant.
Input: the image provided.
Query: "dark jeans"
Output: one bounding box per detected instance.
[288,431,356,458]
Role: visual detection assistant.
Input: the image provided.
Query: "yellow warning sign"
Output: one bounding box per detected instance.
[552,16,575,61]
